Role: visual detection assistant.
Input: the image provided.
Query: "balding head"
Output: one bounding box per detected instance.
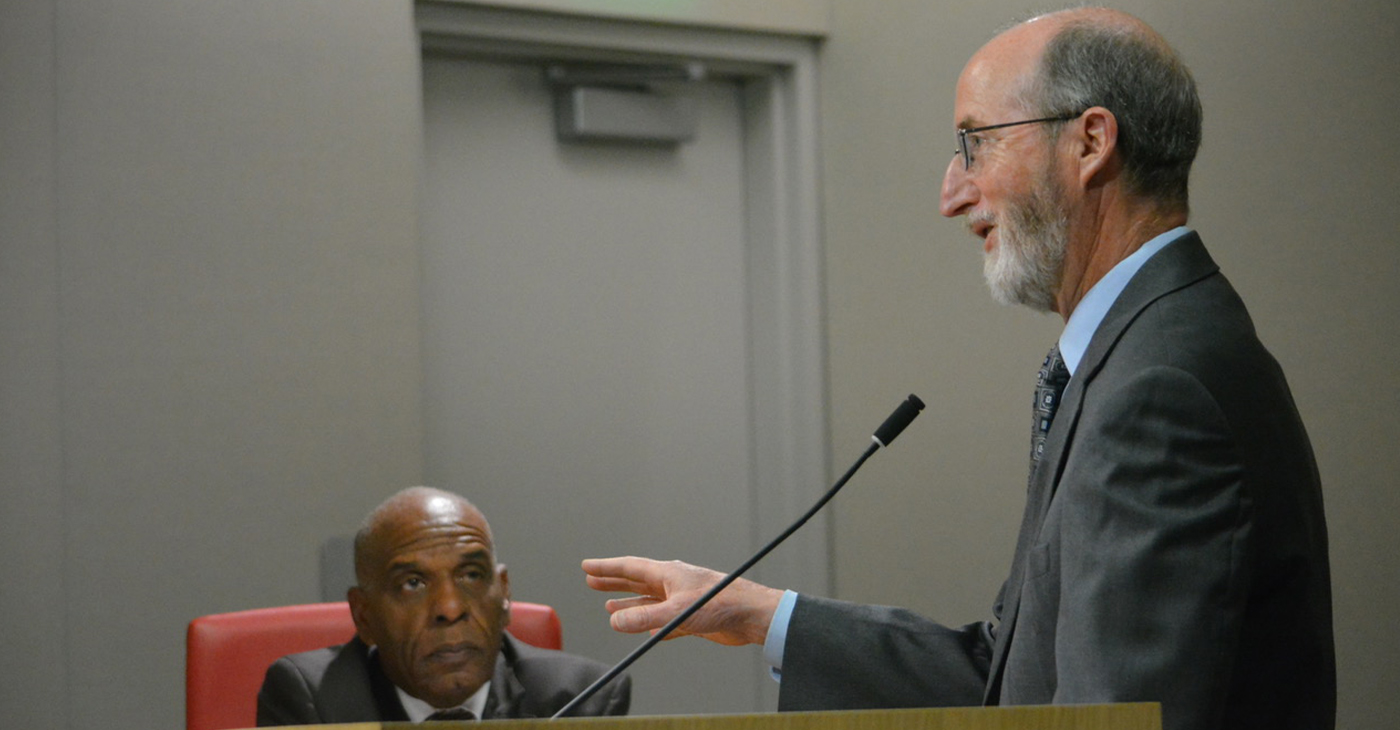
[353,487,495,586]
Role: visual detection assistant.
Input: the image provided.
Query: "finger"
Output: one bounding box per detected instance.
[581,556,636,577]
[604,596,661,614]
[582,556,672,583]
[585,574,653,595]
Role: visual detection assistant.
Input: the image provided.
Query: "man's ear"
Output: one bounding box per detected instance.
[1075,106,1119,188]
[347,586,376,646]
[497,564,512,626]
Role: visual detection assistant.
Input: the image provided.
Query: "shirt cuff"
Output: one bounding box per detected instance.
[762,589,799,678]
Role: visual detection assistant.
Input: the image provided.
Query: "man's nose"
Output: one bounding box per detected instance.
[431,583,468,624]
[939,155,977,218]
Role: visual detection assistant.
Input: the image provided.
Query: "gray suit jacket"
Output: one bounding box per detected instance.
[779,234,1335,730]
[256,634,630,724]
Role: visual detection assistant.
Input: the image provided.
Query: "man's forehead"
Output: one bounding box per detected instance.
[380,504,495,560]
[368,495,495,559]
[384,518,493,559]
[954,18,1056,125]
[954,64,1023,129]
[954,60,1005,127]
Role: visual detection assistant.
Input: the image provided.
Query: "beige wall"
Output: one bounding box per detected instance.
[0,1,427,728]
[1,1,1395,729]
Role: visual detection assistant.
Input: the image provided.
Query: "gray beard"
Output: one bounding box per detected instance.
[980,172,1069,312]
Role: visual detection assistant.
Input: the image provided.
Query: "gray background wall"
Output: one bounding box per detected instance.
[2,1,1396,730]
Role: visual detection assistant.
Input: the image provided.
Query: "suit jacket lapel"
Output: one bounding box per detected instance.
[485,635,529,719]
[980,232,1219,705]
[981,364,1084,704]
[981,380,1083,704]
[362,641,411,722]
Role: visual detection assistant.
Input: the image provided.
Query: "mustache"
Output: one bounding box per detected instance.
[966,210,994,237]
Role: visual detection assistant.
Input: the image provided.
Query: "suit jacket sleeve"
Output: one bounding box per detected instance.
[778,596,992,710]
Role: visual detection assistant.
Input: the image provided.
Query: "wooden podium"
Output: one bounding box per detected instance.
[261,704,1159,730]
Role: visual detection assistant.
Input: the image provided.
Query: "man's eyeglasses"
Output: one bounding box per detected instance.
[954,115,1080,170]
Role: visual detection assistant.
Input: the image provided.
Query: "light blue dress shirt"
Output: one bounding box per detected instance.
[761,226,1193,676]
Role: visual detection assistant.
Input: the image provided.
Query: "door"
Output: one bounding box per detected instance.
[419,54,769,715]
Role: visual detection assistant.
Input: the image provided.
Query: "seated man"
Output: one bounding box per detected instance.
[258,487,630,723]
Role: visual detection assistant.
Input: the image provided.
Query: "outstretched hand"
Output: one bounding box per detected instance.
[582,556,783,647]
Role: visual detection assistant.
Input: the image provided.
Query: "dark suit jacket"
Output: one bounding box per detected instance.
[257,634,630,724]
[778,234,1335,730]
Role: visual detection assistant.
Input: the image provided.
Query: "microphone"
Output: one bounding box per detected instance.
[552,394,925,719]
[873,393,926,448]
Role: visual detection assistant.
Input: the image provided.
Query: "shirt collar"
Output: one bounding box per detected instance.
[1058,226,1191,375]
[395,681,490,723]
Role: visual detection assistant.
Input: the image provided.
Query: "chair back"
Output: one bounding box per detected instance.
[185,600,561,730]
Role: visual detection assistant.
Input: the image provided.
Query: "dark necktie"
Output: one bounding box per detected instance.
[1030,344,1071,470]
[426,708,478,722]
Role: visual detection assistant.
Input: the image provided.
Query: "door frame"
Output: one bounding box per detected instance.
[414,0,831,622]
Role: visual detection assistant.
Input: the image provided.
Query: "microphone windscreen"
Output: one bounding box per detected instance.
[873,394,925,447]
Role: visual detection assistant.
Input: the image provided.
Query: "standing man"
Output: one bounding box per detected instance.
[259,487,630,724]
[582,8,1334,730]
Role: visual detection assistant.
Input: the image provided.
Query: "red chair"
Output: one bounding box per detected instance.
[186,601,562,730]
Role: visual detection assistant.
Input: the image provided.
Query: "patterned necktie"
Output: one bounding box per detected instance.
[426,708,478,722]
[1030,345,1071,471]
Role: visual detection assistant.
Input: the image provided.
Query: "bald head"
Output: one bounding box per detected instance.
[1026,7,1163,37]
[353,487,495,587]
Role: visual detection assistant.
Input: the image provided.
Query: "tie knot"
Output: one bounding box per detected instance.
[1038,346,1070,387]
[427,708,478,722]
